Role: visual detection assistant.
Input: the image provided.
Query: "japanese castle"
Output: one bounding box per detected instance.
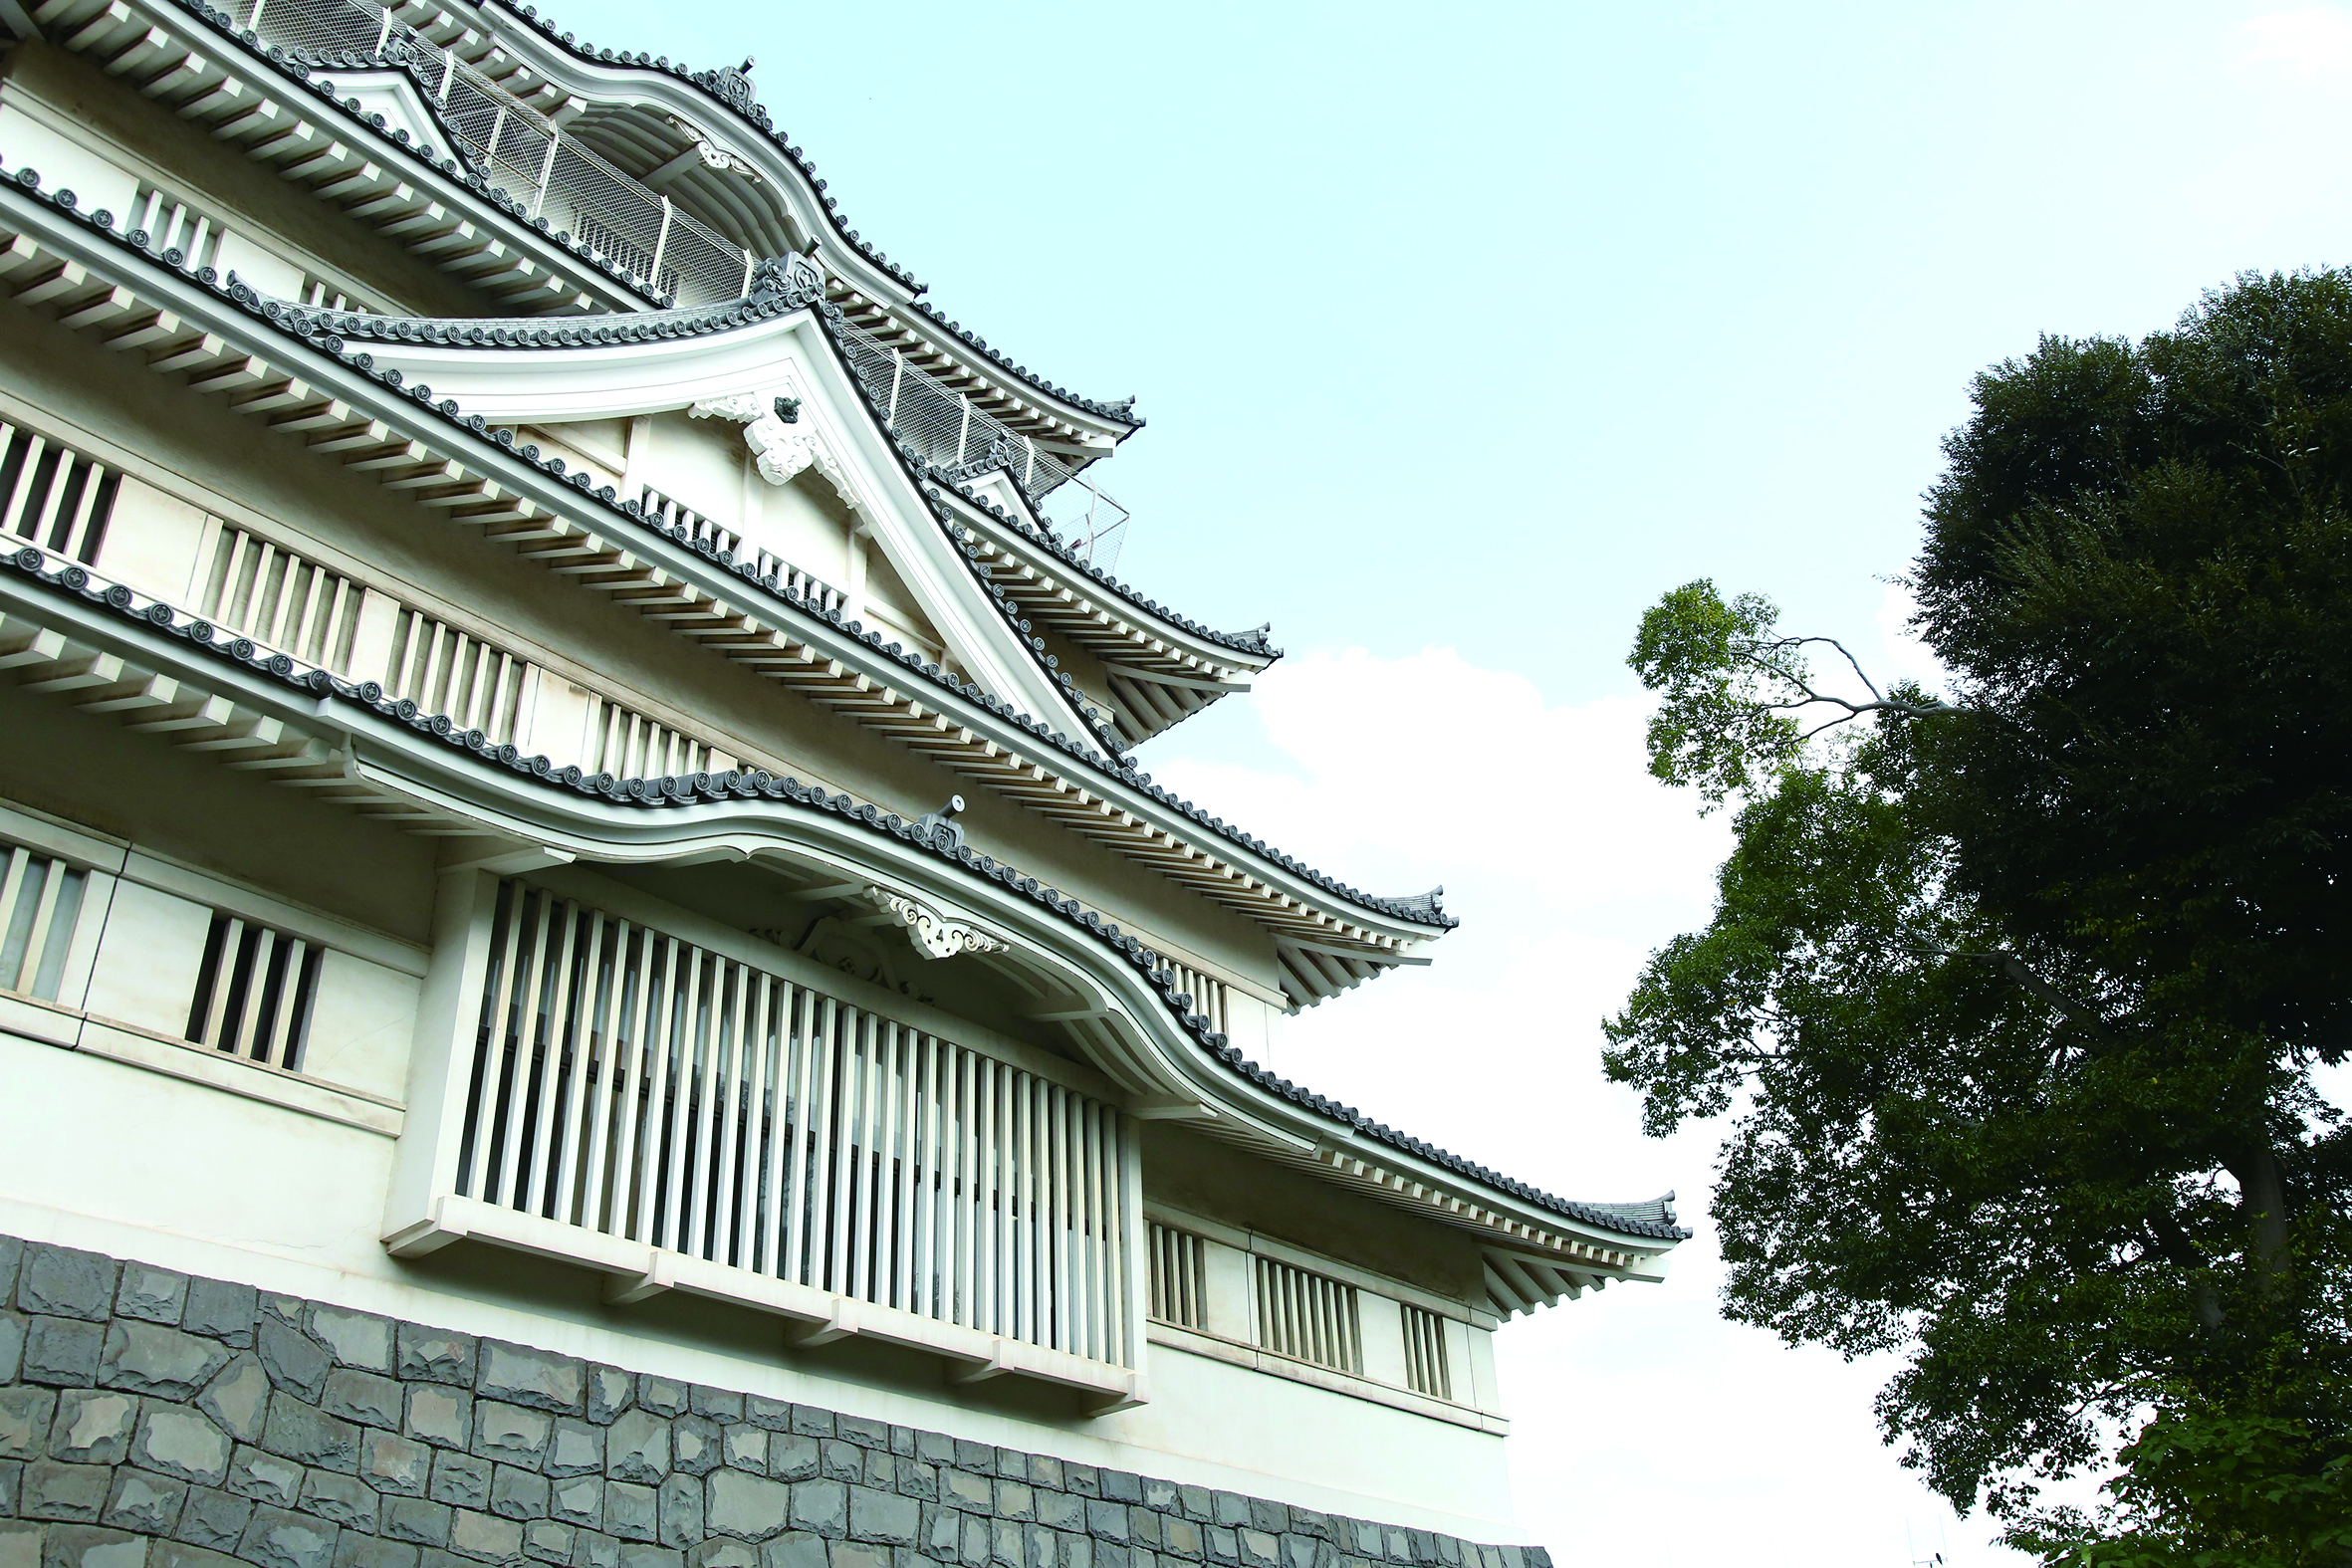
[0,4,1685,1567]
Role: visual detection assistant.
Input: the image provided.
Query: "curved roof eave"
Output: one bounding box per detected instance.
[0,543,1685,1250]
[456,0,1145,435]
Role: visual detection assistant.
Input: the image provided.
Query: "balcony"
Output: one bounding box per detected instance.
[387,868,1149,1409]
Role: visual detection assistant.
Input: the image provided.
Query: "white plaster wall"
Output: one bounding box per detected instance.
[0,1037,1529,1544]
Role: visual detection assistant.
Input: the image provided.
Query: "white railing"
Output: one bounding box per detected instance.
[1255,1255,1361,1374]
[579,692,733,779]
[193,519,367,670]
[831,317,1131,572]
[1164,965,1228,1037]
[456,877,1144,1370]
[636,485,846,614]
[243,0,754,307]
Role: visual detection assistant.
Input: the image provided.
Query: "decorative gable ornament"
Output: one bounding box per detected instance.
[666,115,762,181]
[689,387,857,504]
[860,886,1007,961]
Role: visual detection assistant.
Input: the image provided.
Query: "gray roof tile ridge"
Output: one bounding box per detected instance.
[2,540,1682,1242]
[3,170,1459,933]
[478,0,1142,427]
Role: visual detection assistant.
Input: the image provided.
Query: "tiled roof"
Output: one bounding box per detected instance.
[1,541,1682,1244]
[481,0,1142,428]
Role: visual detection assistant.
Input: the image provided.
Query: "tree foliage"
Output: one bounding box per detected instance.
[1604,270,2352,1561]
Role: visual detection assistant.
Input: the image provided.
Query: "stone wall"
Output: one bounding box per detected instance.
[0,1238,1552,1568]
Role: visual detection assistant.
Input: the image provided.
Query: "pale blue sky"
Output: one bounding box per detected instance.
[533,3,2352,1560]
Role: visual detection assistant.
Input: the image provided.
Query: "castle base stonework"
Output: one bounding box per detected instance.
[0,1237,1552,1568]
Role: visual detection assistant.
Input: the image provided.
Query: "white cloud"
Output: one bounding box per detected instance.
[2239,7,2352,77]
[1146,646,2026,1566]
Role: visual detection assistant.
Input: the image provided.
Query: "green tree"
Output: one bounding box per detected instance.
[1605,270,2352,1563]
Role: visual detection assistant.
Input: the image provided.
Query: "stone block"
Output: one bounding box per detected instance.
[995,1483,1034,1521]
[604,1414,668,1485]
[815,1450,858,1488]
[0,1520,34,1568]
[23,1322,102,1389]
[238,1506,338,1568]
[634,1385,686,1423]
[1158,1521,1199,1562]
[823,1546,886,1568]
[47,1401,135,1475]
[0,1314,25,1385]
[654,1477,698,1549]
[103,1469,186,1534]
[296,1472,375,1533]
[181,1285,258,1350]
[1100,1477,1140,1509]
[1058,1534,1091,1568]
[1128,1511,1160,1550]
[1280,1540,1312,1568]
[1286,1519,1326,1550]
[472,1404,551,1468]
[1139,1486,1178,1516]
[261,1401,356,1473]
[584,1372,630,1431]
[1380,1536,1407,1566]
[255,1328,330,1407]
[226,1451,302,1510]
[784,1415,828,1445]
[829,1423,883,1456]
[98,1326,221,1404]
[784,1485,841,1543]
[523,1522,572,1565]
[446,1510,522,1564]
[18,1251,116,1325]
[1203,1530,1235,1567]
[1025,1524,1054,1568]
[116,1268,188,1328]
[379,1500,450,1548]
[478,1346,582,1417]
[402,1392,468,1456]
[305,1314,390,1377]
[199,1360,271,1447]
[547,1422,602,1480]
[157,1547,243,1568]
[1340,1526,1378,1560]
[491,1467,549,1522]
[757,1533,822,1568]
[425,1456,488,1512]
[949,1446,988,1478]
[358,1431,430,1498]
[574,1533,620,1568]
[842,1492,914,1550]
[547,1479,600,1530]
[763,1442,814,1486]
[741,1403,790,1438]
[669,1423,717,1481]
[0,1392,55,1462]
[333,1539,416,1568]
[616,1548,679,1568]
[889,1461,931,1503]
[321,1375,400,1435]
[700,1474,788,1544]
[1035,1496,1081,1535]
[989,1519,1021,1568]
[42,1523,150,1568]
[602,1485,655,1545]
[925,1509,960,1558]
[685,1392,740,1426]
[175,1490,253,1552]
[133,1409,234,1487]
[1089,1547,1126,1568]
[391,1333,471,1393]
[683,1541,751,1568]
[1060,1471,1098,1504]
[22,1464,108,1524]
[720,1431,762,1475]
[957,1515,987,1568]
[853,1456,886,1495]
[1175,1493,1210,1527]
[1245,1507,1285,1541]
[1083,1506,1126,1546]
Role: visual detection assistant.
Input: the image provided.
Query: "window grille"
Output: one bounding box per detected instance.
[1254,1256,1360,1375]
[297,274,377,315]
[184,912,323,1071]
[0,842,93,1004]
[636,485,847,614]
[128,182,222,270]
[1401,1303,1452,1400]
[383,608,530,745]
[195,521,365,670]
[581,694,734,779]
[0,422,118,565]
[1147,1222,1206,1329]
[1165,966,1228,1036]
[458,879,1141,1367]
